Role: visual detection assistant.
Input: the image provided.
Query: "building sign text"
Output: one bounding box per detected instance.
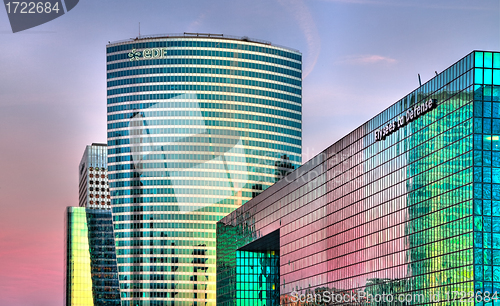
[374,99,437,142]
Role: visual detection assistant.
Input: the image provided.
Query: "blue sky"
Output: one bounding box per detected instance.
[0,1,498,305]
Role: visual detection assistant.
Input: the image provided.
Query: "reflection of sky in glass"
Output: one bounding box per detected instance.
[108,37,303,306]
[66,207,94,306]
[218,51,487,306]
[127,93,249,212]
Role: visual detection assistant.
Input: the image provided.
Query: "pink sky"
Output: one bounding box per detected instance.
[0,0,498,305]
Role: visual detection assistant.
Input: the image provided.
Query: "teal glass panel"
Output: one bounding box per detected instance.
[477,265,484,279]
[485,184,492,199]
[493,234,500,248]
[494,53,500,69]
[494,250,500,264]
[494,267,500,281]
[486,232,492,248]
[484,119,492,133]
[493,201,500,216]
[476,216,484,230]
[485,216,492,231]
[484,136,492,150]
[476,135,484,150]
[475,150,483,166]
[486,265,493,281]
[476,118,484,133]
[492,217,500,231]
[494,137,500,151]
[493,119,500,133]
[491,152,500,166]
[485,52,493,68]
[485,167,492,182]
[485,69,493,84]
[493,70,500,85]
[485,200,492,216]
[475,166,483,182]
[485,87,493,101]
[475,199,483,215]
[485,250,493,264]
[485,102,492,116]
[485,151,492,165]
[493,103,500,117]
[476,86,484,102]
[477,68,484,84]
[494,184,500,200]
[477,248,484,264]
[477,51,484,67]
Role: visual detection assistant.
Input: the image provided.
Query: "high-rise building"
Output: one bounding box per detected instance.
[217,51,500,305]
[65,207,121,306]
[106,33,302,306]
[79,143,111,209]
[65,207,94,306]
[65,145,120,306]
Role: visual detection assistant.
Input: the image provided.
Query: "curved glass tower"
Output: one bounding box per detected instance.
[106,33,302,306]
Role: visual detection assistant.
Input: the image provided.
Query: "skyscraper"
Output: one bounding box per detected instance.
[106,33,302,306]
[79,143,111,209]
[65,145,120,306]
[65,207,94,306]
[64,207,121,306]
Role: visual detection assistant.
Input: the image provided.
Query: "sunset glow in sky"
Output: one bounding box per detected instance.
[0,1,499,305]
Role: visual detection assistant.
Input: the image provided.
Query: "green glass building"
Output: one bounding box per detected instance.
[217,51,500,305]
[64,207,121,306]
[65,207,94,306]
[106,33,302,306]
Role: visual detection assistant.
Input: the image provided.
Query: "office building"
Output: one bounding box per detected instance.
[65,207,94,306]
[65,207,121,306]
[217,51,500,305]
[65,145,120,306]
[79,143,111,209]
[106,33,302,305]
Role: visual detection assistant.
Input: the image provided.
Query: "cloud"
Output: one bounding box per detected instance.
[337,54,397,65]
[187,12,208,32]
[277,0,321,79]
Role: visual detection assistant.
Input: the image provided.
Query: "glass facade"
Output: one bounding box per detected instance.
[65,207,121,306]
[86,210,121,306]
[217,51,500,305]
[106,34,302,306]
[65,207,94,306]
[235,250,280,305]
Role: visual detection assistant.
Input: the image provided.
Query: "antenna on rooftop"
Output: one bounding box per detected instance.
[139,22,140,37]
[418,74,422,86]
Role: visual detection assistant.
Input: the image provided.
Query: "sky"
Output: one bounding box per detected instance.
[0,0,498,305]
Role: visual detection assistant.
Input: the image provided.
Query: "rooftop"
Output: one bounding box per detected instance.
[108,32,300,53]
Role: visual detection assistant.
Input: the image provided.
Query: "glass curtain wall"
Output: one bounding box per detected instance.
[107,35,302,306]
[217,51,500,306]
